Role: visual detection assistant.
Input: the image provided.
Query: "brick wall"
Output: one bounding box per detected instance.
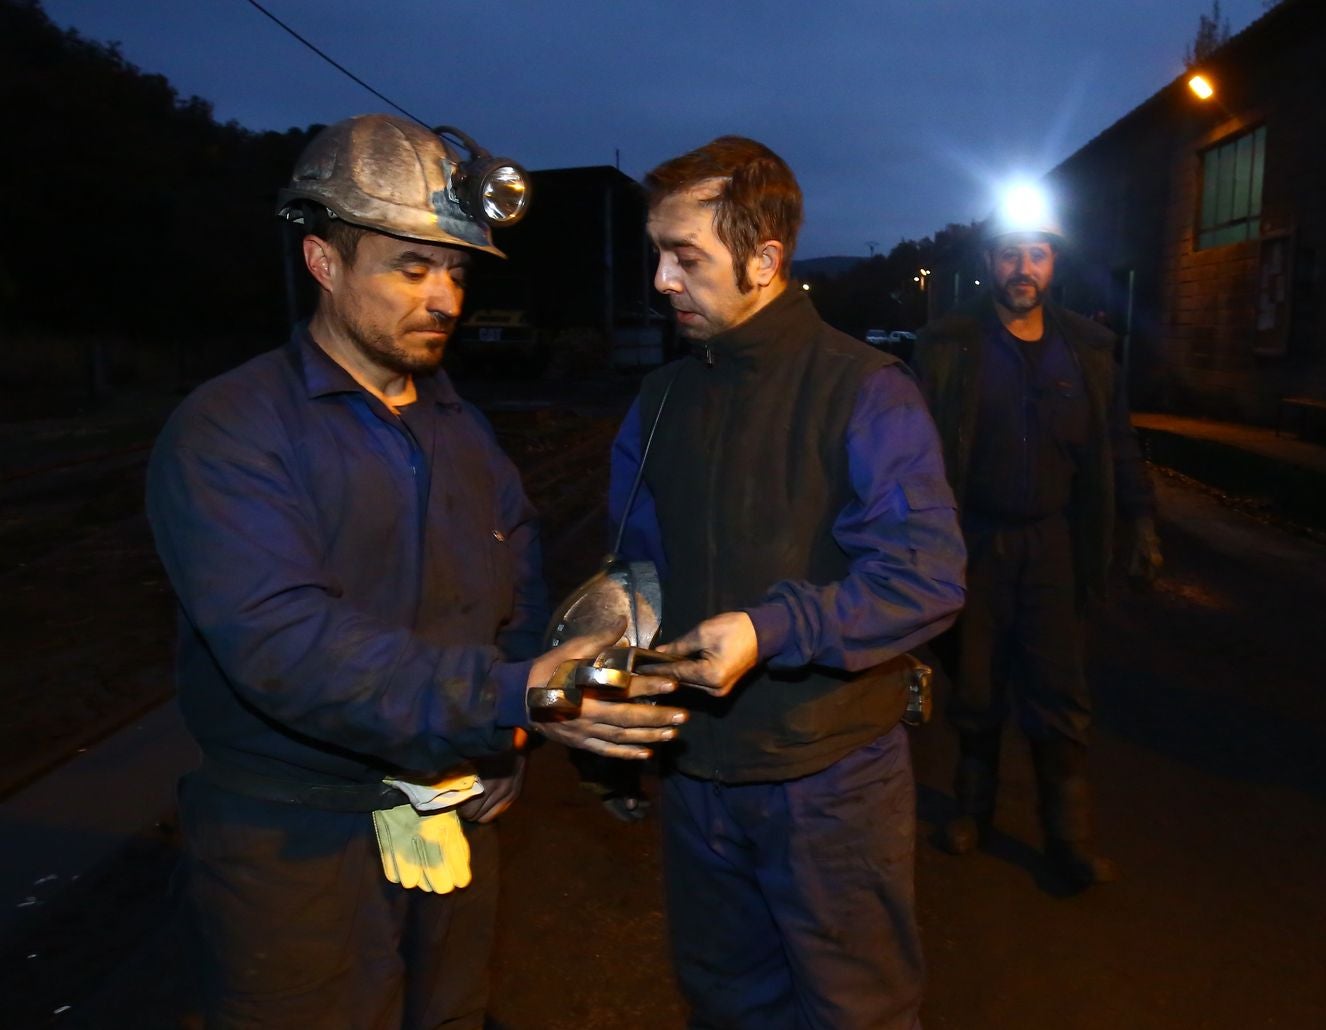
[1052,0,1326,425]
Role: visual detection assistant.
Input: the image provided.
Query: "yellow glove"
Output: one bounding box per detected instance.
[371,804,472,894]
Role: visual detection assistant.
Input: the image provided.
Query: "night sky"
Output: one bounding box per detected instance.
[41,0,1271,258]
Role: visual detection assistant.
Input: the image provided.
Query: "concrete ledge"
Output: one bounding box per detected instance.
[1134,413,1326,531]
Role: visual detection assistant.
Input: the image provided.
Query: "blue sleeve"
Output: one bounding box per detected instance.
[145,407,533,773]
[608,398,668,576]
[742,366,967,671]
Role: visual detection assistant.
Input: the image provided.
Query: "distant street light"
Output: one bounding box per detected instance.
[801,282,811,291]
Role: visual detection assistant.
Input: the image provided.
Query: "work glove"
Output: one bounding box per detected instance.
[1125,515,1164,585]
[371,804,472,893]
[372,766,482,892]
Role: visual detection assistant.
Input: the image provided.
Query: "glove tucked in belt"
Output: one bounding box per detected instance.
[371,768,483,893]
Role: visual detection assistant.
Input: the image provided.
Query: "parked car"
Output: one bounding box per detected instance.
[864,330,918,363]
[865,328,917,355]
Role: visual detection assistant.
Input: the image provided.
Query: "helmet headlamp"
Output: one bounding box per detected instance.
[275,115,529,257]
[981,178,1068,248]
[998,182,1052,231]
[436,125,532,228]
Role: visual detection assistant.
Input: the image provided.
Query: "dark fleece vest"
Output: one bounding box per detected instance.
[640,287,914,783]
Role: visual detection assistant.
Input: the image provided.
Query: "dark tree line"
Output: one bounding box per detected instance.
[0,0,317,345]
[805,222,983,338]
[0,0,988,383]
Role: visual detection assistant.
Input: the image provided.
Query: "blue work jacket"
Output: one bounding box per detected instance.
[147,327,545,786]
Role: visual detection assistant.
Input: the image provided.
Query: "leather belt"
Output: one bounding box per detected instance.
[200,756,405,813]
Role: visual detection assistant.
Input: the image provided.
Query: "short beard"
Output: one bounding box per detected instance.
[996,279,1044,314]
[344,312,448,376]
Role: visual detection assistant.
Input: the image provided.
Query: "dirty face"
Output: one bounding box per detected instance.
[647,181,769,341]
[988,235,1056,315]
[321,232,472,376]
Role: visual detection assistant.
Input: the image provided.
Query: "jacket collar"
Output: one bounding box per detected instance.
[289,323,463,411]
[693,285,816,371]
[972,291,1077,343]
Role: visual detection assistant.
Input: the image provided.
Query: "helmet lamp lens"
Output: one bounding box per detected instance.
[479,164,530,224]
[999,183,1051,232]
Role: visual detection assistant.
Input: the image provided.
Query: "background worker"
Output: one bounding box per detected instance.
[613,136,966,1029]
[912,188,1162,889]
[147,113,685,1027]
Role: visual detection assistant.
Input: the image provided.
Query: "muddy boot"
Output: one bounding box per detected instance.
[941,730,1001,855]
[1030,738,1119,888]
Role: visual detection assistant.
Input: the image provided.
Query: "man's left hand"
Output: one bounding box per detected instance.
[1126,515,1164,585]
[649,611,759,698]
[459,746,527,824]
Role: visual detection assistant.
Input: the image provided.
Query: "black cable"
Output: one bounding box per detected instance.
[612,364,684,557]
[241,0,428,127]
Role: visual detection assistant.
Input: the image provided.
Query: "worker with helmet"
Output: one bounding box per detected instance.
[913,183,1162,891]
[146,113,686,1026]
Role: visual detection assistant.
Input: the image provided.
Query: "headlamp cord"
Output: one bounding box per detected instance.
[612,365,683,644]
[612,365,683,557]
[243,0,428,128]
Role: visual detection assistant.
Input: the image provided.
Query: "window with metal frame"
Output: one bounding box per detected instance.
[1197,125,1267,250]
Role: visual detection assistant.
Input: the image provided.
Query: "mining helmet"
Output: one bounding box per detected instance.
[545,557,663,651]
[981,182,1067,249]
[276,114,531,257]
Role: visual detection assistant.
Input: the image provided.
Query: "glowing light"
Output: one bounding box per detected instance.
[999,182,1051,230]
[1188,74,1215,101]
[802,283,811,291]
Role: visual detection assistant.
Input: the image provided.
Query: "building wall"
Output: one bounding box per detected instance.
[1050,102,1178,408]
[1050,0,1326,424]
[1162,2,1326,421]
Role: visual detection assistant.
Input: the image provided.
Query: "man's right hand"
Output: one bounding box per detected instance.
[524,628,687,760]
